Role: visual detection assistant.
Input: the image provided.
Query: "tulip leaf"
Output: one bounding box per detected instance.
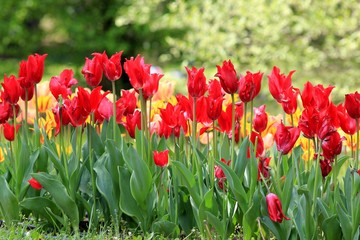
[0,175,19,223]
[94,155,121,226]
[44,146,67,184]
[337,203,352,240]
[20,197,62,227]
[129,147,152,205]
[243,189,261,240]
[234,137,249,179]
[152,220,180,238]
[199,188,218,223]
[261,217,282,240]
[32,172,79,231]
[322,215,342,240]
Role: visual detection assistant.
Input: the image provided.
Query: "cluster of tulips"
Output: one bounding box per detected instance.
[0,51,359,239]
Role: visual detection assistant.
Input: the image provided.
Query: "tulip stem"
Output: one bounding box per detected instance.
[111,81,117,142]
[350,134,354,159]
[311,141,322,215]
[250,100,253,135]
[356,118,359,171]
[230,94,235,169]
[12,105,19,198]
[88,114,97,230]
[139,89,147,162]
[24,88,29,145]
[192,97,203,197]
[243,102,247,142]
[210,120,217,189]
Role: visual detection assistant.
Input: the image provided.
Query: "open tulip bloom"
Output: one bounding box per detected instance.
[0,53,359,240]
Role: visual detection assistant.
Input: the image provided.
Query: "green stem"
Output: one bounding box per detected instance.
[350,134,354,159]
[230,94,235,169]
[333,156,338,191]
[210,120,217,189]
[356,118,359,171]
[139,89,147,162]
[59,108,69,183]
[148,97,152,165]
[35,84,39,123]
[12,105,20,198]
[173,136,179,225]
[311,141,322,215]
[88,114,97,230]
[243,102,247,142]
[290,114,294,127]
[111,81,117,142]
[192,97,203,197]
[249,100,253,135]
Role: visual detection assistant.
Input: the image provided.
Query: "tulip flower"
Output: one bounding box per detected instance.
[208,79,223,99]
[257,157,271,181]
[49,69,78,100]
[206,96,223,121]
[186,66,208,98]
[281,86,300,115]
[301,82,334,110]
[28,177,43,190]
[344,91,360,119]
[116,90,137,116]
[319,158,332,177]
[0,101,11,124]
[215,60,239,94]
[248,131,264,158]
[321,131,344,160]
[101,51,123,81]
[18,53,47,87]
[122,110,141,138]
[266,193,290,223]
[3,122,21,141]
[142,73,163,100]
[253,105,268,133]
[298,106,320,139]
[153,149,169,167]
[275,121,300,155]
[268,66,295,103]
[238,71,263,103]
[337,104,356,135]
[123,55,151,91]
[214,158,231,189]
[82,54,103,87]
[1,74,22,105]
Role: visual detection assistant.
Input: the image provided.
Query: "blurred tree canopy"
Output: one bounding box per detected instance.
[1,0,360,100]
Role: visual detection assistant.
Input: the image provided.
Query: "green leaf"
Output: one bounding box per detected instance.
[322,215,342,240]
[243,189,261,240]
[32,172,79,231]
[20,197,62,227]
[94,156,121,225]
[43,146,67,184]
[151,220,180,238]
[172,161,201,206]
[199,188,218,223]
[337,203,352,240]
[0,175,19,223]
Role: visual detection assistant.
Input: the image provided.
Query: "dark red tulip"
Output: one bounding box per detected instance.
[258,157,271,181]
[299,106,320,139]
[153,149,169,167]
[275,121,300,155]
[266,193,290,223]
[253,105,268,133]
[238,71,263,103]
[186,66,208,98]
[206,96,223,121]
[1,74,22,104]
[248,131,264,158]
[215,60,239,94]
[214,158,231,189]
[28,177,43,190]
[321,131,344,159]
[301,82,334,110]
[344,91,360,119]
[268,66,295,103]
[320,158,332,177]
[82,54,103,87]
[102,51,123,81]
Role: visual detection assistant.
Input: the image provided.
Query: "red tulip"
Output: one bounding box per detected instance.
[344,91,360,119]
[281,86,300,115]
[268,66,295,103]
[28,177,43,190]
[157,120,173,139]
[301,82,334,110]
[208,79,223,99]
[49,69,78,100]
[186,66,208,98]
[206,96,223,121]
[94,96,113,124]
[159,102,188,137]
[82,54,103,87]
[142,73,163,100]
[0,101,11,124]
[321,131,344,159]
[215,60,239,94]
[238,71,263,103]
[258,157,271,181]
[18,53,47,87]
[253,105,268,133]
[248,131,264,158]
[122,110,141,138]
[153,149,169,167]
[102,51,123,81]
[266,193,290,223]
[320,158,332,177]
[123,55,151,90]
[337,103,357,135]
[275,121,300,155]
[1,74,22,104]
[299,106,320,139]
[214,158,231,189]
[3,122,20,141]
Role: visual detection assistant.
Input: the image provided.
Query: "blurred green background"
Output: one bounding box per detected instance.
[1,0,360,105]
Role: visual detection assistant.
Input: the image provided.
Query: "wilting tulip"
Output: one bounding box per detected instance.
[2,74,22,104]
[268,66,295,103]
[153,149,169,167]
[82,54,103,87]
[102,51,123,81]
[28,178,43,190]
[186,66,208,98]
[215,60,239,94]
[238,71,263,103]
[275,121,300,155]
[344,91,360,119]
[253,105,268,133]
[258,157,271,181]
[266,193,290,223]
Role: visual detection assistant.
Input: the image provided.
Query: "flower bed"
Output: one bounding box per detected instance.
[0,52,359,239]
